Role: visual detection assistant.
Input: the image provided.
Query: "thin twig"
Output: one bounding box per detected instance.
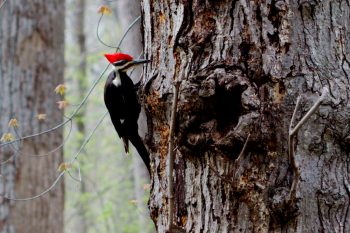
[2,111,108,201]
[1,119,73,165]
[288,87,328,200]
[2,144,20,166]
[0,65,109,148]
[0,0,8,10]
[233,134,250,177]
[290,87,328,136]
[235,134,250,165]
[288,96,301,162]
[166,81,181,232]
[31,118,73,157]
[68,111,108,164]
[114,16,141,53]
[96,14,119,49]
[289,96,302,133]
[3,172,65,201]
[96,14,141,50]
[67,165,82,183]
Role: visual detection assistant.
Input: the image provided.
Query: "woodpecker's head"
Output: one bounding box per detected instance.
[104,52,150,72]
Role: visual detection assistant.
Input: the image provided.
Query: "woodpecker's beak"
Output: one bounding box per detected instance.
[130,59,151,66]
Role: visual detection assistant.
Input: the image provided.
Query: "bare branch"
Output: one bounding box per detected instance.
[67,166,82,183]
[235,134,250,165]
[1,119,73,165]
[233,133,250,178]
[3,172,65,201]
[288,96,301,162]
[290,87,328,136]
[0,65,109,149]
[68,111,109,164]
[288,87,328,200]
[31,118,73,157]
[166,80,181,232]
[97,14,141,50]
[289,96,302,132]
[0,0,8,10]
[96,14,117,49]
[1,111,108,201]
[114,16,141,52]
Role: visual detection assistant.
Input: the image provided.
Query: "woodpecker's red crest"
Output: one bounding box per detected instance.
[104,53,133,64]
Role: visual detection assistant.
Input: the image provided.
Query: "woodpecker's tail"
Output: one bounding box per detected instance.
[129,134,150,174]
[122,136,129,154]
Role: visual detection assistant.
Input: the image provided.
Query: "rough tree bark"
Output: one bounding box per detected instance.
[141,0,350,232]
[0,1,65,233]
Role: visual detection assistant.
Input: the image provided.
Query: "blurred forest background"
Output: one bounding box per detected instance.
[64,0,154,232]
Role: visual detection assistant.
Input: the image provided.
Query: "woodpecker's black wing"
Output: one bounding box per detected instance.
[104,70,140,154]
[104,71,125,139]
[104,70,150,173]
[117,71,140,154]
[118,72,150,173]
[118,71,141,120]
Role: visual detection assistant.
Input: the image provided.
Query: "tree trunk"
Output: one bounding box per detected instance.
[73,0,89,233]
[0,1,65,233]
[141,0,350,232]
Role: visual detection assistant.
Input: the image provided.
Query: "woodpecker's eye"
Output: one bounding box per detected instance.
[113,60,128,67]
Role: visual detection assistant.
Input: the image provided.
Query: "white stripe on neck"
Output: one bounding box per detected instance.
[112,72,121,87]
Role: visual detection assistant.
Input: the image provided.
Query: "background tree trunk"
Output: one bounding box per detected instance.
[72,0,89,233]
[0,1,65,233]
[116,0,143,81]
[141,0,350,232]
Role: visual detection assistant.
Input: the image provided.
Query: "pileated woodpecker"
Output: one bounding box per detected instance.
[104,52,151,173]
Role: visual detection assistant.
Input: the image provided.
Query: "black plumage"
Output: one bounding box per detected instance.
[104,70,150,173]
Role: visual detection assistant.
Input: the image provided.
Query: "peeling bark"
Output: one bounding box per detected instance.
[141,0,350,232]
